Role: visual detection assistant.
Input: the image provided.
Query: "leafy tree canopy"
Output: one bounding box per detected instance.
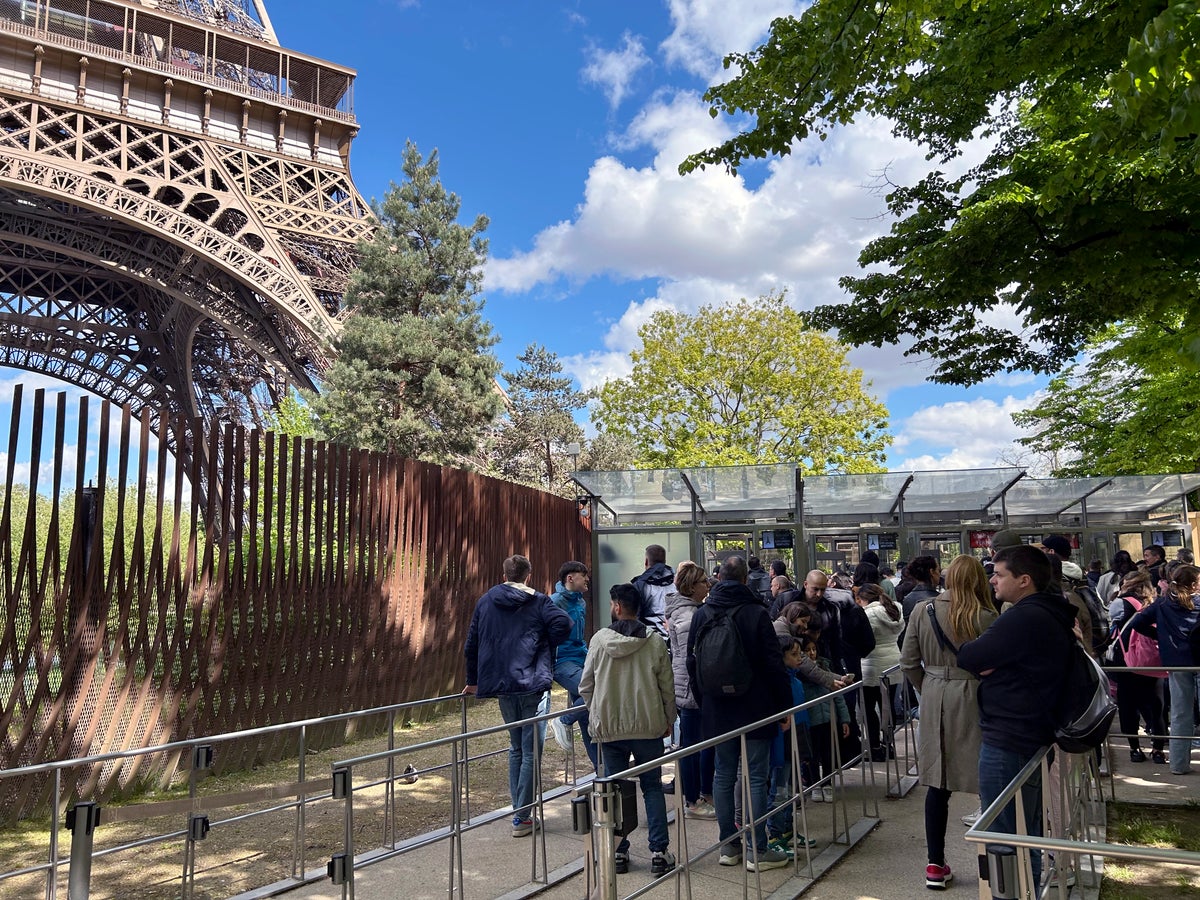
[1013,312,1200,475]
[486,343,585,495]
[309,142,501,463]
[591,293,890,472]
[681,1,1200,385]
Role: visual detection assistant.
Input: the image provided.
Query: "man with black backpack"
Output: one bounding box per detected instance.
[1043,534,1111,657]
[958,545,1079,890]
[687,556,793,873]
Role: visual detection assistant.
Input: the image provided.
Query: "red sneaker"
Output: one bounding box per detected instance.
[926,863,953,890]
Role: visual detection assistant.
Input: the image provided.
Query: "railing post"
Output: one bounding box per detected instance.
[65,801,100,900]
[591,780,620,900]
[983,843,1020,900]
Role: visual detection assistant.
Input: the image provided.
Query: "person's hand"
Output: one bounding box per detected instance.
[840,723,850,738]
[781,717,791,732]
[1071,620,1084,643]
[833,676,850,689]
[463,684,477,696]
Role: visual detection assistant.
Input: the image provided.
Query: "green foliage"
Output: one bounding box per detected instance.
[309,142,502,463]
[485,343,585,495]
[268,390,316,440]
[590,293,890,473]
[681,1,1200,385]
[1013,314,1200,475]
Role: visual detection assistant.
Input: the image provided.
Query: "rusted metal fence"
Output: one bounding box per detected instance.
[0,386,590,825]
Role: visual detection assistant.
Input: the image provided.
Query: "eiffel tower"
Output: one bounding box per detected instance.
[0,0,372,428]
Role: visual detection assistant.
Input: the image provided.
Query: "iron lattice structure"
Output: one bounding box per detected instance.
[0,0,373,430]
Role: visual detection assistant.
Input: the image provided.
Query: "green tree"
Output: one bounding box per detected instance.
[309,142,502,464]
[681,1,1200,384]
[1013,314,1200,475]
[486,343,585,494]
[590,294,890,472]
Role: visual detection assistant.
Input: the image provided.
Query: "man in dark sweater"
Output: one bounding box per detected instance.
[958,545,1078,888]
[687,556,792,872]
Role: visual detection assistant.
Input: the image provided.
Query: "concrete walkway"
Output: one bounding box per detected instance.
[275,741,1199,900]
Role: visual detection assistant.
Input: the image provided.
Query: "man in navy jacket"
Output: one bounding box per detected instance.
[464,554,572,836]
[958,545,1077,888]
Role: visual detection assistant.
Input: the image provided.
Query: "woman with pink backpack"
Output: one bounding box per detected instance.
[1109,570,1168,764]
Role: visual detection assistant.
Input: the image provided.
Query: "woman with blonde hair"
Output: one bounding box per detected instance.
[900,555,998,890]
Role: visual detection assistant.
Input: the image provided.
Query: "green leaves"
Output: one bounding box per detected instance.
[590,293,890,473]
[682,1,1200,387]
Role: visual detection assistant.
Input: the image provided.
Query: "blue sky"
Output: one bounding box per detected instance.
[5,0,1054,475]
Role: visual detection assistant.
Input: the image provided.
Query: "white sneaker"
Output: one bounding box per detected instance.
[821,787,834,803]
[549,718,572,751]
[961,807,981,826]
[684,799,717,819]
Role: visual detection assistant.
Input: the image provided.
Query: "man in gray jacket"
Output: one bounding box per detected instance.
[580,583,678,876]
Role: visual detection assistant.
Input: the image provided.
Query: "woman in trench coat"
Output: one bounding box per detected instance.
[900,554,998,891]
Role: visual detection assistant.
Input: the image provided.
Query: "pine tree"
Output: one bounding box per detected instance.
[487,344,585,494]
[310,142,501,464]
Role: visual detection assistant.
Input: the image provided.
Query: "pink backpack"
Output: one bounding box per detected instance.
[1119,597,1167,678]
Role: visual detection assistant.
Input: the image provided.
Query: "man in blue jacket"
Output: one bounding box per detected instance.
[549,561,599,769]
[464,554,572,837]
[958,544,1077,889]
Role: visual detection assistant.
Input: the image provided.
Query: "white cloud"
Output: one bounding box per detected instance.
[582,32,651,110]
[660,0,804,78]
[889,393,1046,471]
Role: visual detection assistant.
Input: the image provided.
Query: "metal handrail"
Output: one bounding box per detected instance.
[0,691,469,899]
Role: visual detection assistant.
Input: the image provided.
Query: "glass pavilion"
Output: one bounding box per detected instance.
[572,467,1200,603]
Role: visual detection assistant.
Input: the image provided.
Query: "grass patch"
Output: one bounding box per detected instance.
[1101,802,1200,899]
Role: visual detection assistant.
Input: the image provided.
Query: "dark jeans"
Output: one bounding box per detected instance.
[1113,672,1166,752]
[863,683,899,750]
[714,737,771,854]
[978,742,1042,886]
[599,739,670,853]
[677,707,714,803]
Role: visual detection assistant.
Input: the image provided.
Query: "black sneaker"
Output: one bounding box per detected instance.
[651,850,675,874]
[614,851,629,874]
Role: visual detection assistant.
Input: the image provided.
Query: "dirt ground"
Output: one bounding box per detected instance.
[0,689,583,899]
[1100,801,1200,899]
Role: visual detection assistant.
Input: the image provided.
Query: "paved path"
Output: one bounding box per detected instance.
[274,741,1198,900]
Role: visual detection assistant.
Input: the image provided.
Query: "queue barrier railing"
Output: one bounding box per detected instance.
[0,691,476,900]
[967,663,1200,900]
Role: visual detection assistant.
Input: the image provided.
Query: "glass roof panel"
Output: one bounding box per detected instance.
[1085,474,1200,515]
[800,472,914,519]
[1004,477,1112,516]
[574,466,1198,525]
[902,468,1024,513]
[572,464,794,521]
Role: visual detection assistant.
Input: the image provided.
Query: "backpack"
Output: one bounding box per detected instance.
[747,569,771,602]
[1054,637,1118,753]
[1066,578,1110,655]
[1116,597,1167,677]
[691,606,753,697]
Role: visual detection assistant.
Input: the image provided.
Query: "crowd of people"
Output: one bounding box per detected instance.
[461,535,1200,894]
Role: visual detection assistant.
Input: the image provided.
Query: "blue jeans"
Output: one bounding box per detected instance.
[554,659,599,768]
[678,707,714,803]
[978,742,1042,887]
[599,739,670,852]
[1167,670,1200,774]
[767,763,793,837]
[498,691,544,820]
[714,737,771,854]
